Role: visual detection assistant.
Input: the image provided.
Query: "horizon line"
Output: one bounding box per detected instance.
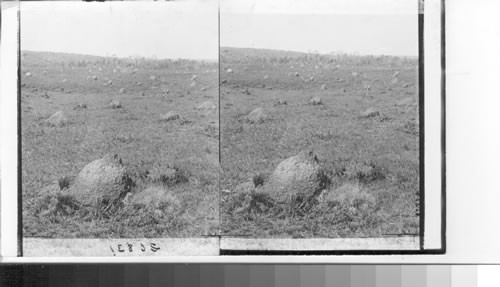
[21,50,219,63]
[221,46,418,59]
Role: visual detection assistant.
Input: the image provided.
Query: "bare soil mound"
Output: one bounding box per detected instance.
[264,150,329,202]
[309,96,322,105]
[108,100,122,109]
[245,107,267,124]
[68,154,133,206]
[45,111,68,127]
[160,111,180,121]
[196,101,217,112]
[361,107,380,118]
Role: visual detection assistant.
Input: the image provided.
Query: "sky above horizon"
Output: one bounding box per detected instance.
[20,2,218,60]
[222,13,418,57]
[220,0,418,56]
[20,0,418,58]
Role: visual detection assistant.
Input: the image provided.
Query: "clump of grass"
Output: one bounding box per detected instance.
[402,120,418,136]
[54,194,81,216]
[321,182,376,211]
[340,161,387,183]
[310,182,383,235]
[252,173,266,187]
[57,175,74,190]
[148,164,190,187]
[112,188,189,236]
[226,190,276,219]
[33,192,81,218]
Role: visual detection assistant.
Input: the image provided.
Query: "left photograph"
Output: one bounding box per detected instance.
[20,1,220,256]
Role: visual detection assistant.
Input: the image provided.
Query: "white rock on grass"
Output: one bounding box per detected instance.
[119,88,126,94]
[191,75,198,81]
[160,111,180,121]
[361,107,380,118]
[68,154,133,206]
[264,150,328,202]
[245,107,267,124]
[93,75,98,80]
[196,101,217,112]
[25,72,32,77]
[109,100,122,109]
[45,111,68,127]
[226,68,233,74]
[320,84,327,90]
[309,96,322,105]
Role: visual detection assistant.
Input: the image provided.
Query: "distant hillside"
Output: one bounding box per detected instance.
[21,51,107,65]
[21,51,217,68]
[221,47,417,66]
[221,47,312,59]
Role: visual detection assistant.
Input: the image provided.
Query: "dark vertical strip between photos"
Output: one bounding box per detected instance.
[418,1,425,251]
[17,1,23,257]
[217,3,222,247]
[441,0,446,253]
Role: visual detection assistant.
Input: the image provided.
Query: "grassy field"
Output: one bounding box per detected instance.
[21,48,420,240]
[21,51,219,238]
[220,47,420,238]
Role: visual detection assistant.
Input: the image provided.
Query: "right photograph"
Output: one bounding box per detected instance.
[220,0,428,252]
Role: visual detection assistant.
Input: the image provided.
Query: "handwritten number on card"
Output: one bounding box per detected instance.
[109,242,160,255]
[150,243,160,252]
